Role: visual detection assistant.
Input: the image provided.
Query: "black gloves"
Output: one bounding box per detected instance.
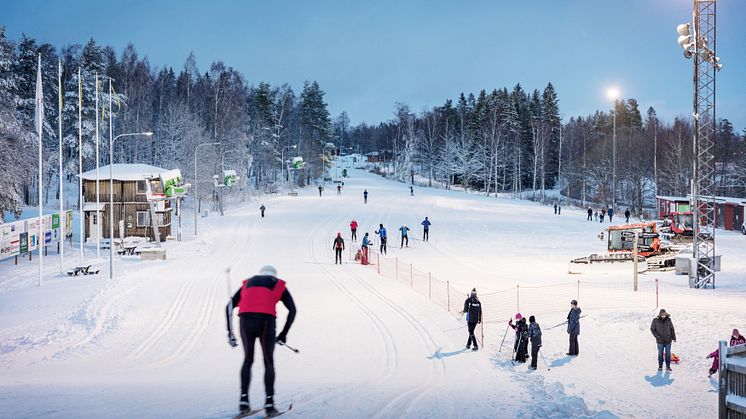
[228,332,238,348]
[277,331,287,345]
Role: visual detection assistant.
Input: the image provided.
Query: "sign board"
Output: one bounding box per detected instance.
[19,232,28,254]
[52,213,60,229]
[65,211,73,237]
[0,210,72,261]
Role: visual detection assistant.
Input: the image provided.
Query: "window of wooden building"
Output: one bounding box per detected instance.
[136,211,150,227]
[136,180,147,195]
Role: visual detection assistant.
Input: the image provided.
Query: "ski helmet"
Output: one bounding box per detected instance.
[259,265,277,277]
[515,313,523,320]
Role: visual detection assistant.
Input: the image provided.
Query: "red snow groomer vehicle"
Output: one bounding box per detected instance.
[666,211,694,242]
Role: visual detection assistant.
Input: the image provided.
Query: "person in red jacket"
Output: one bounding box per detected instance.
[226,265,297,416]
[731,329,746,346]
[350,219,358,242]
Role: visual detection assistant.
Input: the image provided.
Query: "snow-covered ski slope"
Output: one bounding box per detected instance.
[1,155,744,418]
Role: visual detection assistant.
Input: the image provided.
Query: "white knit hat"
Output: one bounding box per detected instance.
[259,265,277,277]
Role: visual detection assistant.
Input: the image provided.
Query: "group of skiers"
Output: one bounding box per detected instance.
[341,217,432,264]
[553,203,562,215]
[587,206,614,223]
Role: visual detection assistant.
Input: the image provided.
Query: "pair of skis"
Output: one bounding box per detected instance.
[232,404,293,419]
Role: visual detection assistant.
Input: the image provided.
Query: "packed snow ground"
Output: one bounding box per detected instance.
[1,155,744,418]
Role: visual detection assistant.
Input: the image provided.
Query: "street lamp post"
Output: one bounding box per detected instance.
[281,145,296,188]
[108,131,153,279]
[607,88,620,212]
[193,142,221,235]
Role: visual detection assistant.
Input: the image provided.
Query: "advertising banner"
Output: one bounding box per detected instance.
[19,232,28,255]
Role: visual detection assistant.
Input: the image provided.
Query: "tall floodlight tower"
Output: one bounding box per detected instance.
[676,0,722,288]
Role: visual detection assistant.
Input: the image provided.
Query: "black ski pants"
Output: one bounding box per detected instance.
[423,229,429,241]
[351,229,357,241]
[569,332,579,355]
[380,237,387,254]
[335,248,343,264]
[401,235,408,247]
[531,343,540,368]
[239,316,276,399]
[467,322,478,348]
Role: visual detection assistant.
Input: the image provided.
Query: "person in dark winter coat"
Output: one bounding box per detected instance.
[731,329,746,346]
[600,210,605,223]
[318,185,323,197]
[336,184,342,195]
[461,288,482,351]
[363,189,368,204]
[226,265,296,416]
[410,185,414,196]
[650,309,676,371]
[558,205,561,215]
[624,208,631,223]
[421,217,431,241]
[260,204,266,218]
[527,315,542,370]
[587,207,593,221]
[608,207,614,222]
[567,300,581,356]
[509,313,529,362]
[333,233,345,264]
[375,224,387,254]
[554,203,558,214]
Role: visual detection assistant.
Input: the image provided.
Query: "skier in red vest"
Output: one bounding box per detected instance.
[350,219,358,242]
[226,265,297,416]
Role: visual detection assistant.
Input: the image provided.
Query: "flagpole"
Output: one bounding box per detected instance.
[58,59,63,274]
[95,73,100,260]
[78,67,83,263]
[36,54,44,287]
[108,77,114,280]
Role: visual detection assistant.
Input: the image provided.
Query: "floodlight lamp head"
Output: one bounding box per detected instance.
[676,23,690,37]
[143,132,154,137]
[678,35,692,48]
[606,88,620,100]
[684,50,693,59]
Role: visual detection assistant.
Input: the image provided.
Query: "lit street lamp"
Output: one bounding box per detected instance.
[607,87,620,211]
[108,131,153,279]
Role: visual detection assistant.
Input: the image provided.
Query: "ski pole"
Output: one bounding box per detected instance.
[498,324,510,352]
[278,341,300,353]
[539,347,550,371]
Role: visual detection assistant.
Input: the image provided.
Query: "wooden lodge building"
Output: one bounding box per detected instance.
[79,164,173,242]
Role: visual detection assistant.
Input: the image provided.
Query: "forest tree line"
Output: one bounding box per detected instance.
[344,83,746,215]
[0,27,334,219]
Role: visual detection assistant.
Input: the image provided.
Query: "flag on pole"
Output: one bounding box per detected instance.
[35,55,44,136]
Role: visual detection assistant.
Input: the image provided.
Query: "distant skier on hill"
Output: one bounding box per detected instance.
[554,203,558,214]
[318,185,323,197]
[260,204,266,218]
[336,185,342,196]
[587,207,593,221]
[225,265,296,416]
[625,208,631,223]
[509,313,529,363]
[410,185,414,196]
[421,217,431,241]
[333,233,345,264]
[375,224,387,254]
[461,288,482,351]
[350,219,358,242]
[608,207,614,222]
[599,210,605,223]
[363,189,368,204]
[399,225,410,248]
[361,232,370,263]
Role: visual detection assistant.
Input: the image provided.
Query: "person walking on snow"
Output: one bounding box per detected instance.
[361,232,370,263]
[607,207,614,222]
[554,203,558,214]
[336,184,341,195]
[421,217,431,241]
[410,185,414,196]
[333,233,345,264]
[625,208,631,223]
[509,313,529,363]
[650,309,676,371]
[528,315,542,370]
[318,185,323,197]
[461,289,482,351]
[260,204,266,218]
[567,300,581,356]
[350,219,358,242]
[225,265,297,416]
[399,225,410,248]
[558,205,561,215]
[587,207,593,221]
[363,189,368,204]
[599,210,605,223]
[375,224,387,254]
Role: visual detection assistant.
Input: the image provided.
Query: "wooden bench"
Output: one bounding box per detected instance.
[66,265,100,276]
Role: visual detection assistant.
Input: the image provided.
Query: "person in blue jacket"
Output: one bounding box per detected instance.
[374,224,387,254]
[607,207,614,223]
[399,225,410,248]
[421,217,431,241]
[567,300,581,356]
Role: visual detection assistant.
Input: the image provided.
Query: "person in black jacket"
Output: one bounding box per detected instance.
[461,288,482,351]
[333,233,345,264]
[509,313,529,362]
[225,265,297,416]
[567,300,581,356]
[650,309,676,371]
[527,315,542,370]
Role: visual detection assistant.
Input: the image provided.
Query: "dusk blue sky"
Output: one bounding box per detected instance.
[4,0,746,130]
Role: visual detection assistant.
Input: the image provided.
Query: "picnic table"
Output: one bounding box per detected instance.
[118,244,139,256]
[66,265,100,276]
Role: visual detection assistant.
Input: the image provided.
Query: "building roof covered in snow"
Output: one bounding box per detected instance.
[77,164,169,181]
